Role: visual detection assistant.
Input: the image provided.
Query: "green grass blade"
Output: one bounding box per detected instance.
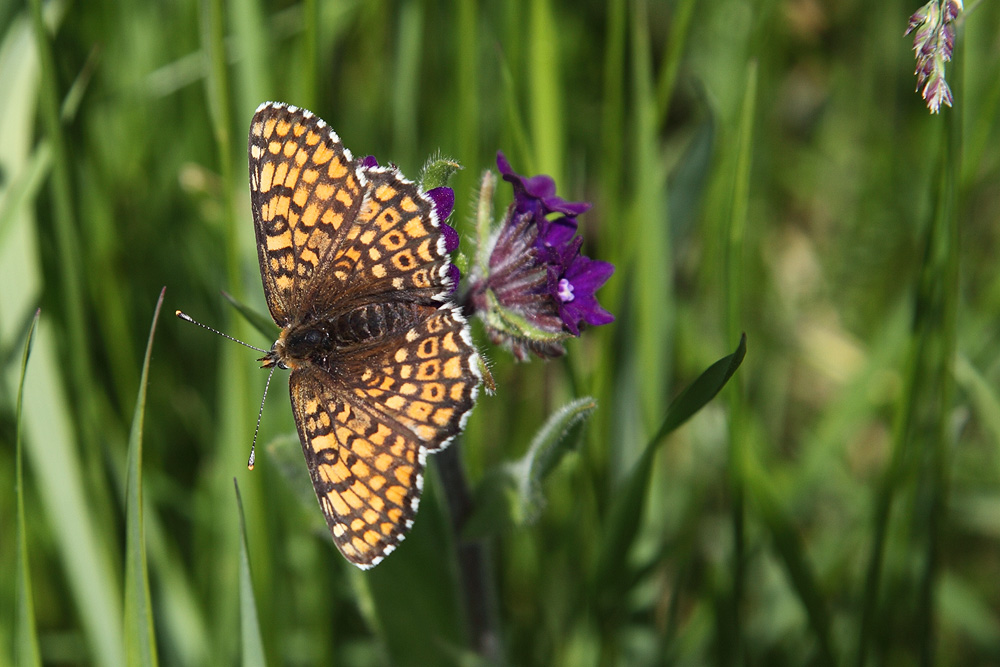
[391,0,422,159]
[3,11,123,664]
[298,0,318,108]
[221,290,279,341]
[654,0,696,123]
[234,479,267,667]
[856,81,961,667]
[229,0,269,117]
[0,141,50,250]
[722,59,757,662]
[199,2,256,658]
[124,288,166,667]
[528,0,562,180]
[28,0,90,393]
[15,309,42,667]
[595,334,747,589]
[657,333,747,441]
[628,0,671,430]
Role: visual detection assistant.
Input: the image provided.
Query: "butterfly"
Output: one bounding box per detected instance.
[248,102,481,568]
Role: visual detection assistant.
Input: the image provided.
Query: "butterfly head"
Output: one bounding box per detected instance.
[259,325,330,371]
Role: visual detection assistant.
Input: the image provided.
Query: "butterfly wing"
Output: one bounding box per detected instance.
[288,366,424,568]
[289,304,480,566]
[251,102,482,567]
[312,165,455,313]
[248,102,364,326]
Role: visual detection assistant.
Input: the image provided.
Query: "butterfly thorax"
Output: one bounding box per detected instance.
[261,300,435,370]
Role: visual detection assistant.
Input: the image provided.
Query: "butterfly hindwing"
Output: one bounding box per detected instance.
[288,367,425,568]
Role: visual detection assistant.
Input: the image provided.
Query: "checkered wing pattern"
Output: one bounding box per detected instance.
[289,307,478,567]
[326,166,455,308]
[248,102,481,569]
[249,103,364,326]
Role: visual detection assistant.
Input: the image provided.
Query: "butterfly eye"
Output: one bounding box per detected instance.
[285,328,326,358]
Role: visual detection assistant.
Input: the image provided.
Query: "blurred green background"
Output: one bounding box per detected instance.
[2,0,999,664]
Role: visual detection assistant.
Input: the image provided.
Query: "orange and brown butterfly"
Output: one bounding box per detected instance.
[247,101,481,568]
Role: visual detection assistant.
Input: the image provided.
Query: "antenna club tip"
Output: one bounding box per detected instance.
[247,463,255,471]
[175,310,183,317]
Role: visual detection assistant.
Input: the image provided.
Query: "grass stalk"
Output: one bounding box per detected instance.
[124,289,166,667]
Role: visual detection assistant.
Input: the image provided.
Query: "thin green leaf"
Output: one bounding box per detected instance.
[15,309,42,667]
[595,334,747,589]
[222,290,278,341]
[234,480,267,667]
[0,141,51,250]
[124,287,166,667]
[658,332,747,441]
[856,76,960,667]
[722,60,757,661]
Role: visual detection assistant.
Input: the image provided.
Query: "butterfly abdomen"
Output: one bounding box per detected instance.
[325,301,431,347]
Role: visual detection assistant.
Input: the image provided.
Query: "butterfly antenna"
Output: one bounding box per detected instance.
[248,364,277,470]
[175,310,269,354]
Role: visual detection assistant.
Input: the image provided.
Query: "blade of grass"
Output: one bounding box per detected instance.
[598,0,625,212]
[221,290,278,341]
[916,50,961,666]
[454,0,478,220]
[200,0,256,660]
[721,58,757,664]
[3,10,123,666]
[654,0,696,124]
[124,288,166,667]
[529,0,562,181]
[0,141,51,250]
[15,309,42,667]
[28,0,91,400]
[229,0,269,117]
[628,0,670,433]
[855,87,960,667]
[234,479,267,667]
[496,45,532,174]
[595,334,747,591]
[298,0,318,108]
[392,0,422,159]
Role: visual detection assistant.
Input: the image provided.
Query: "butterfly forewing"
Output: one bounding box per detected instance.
[249,103,364,325]
[248,101,481,568]
[328,167,454,307]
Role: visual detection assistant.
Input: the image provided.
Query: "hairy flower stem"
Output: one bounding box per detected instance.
[434,444,503,662]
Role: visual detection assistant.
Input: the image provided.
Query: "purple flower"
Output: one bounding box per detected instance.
[546,238,615,336]
[496,151,586,250]
[465,153,614,359]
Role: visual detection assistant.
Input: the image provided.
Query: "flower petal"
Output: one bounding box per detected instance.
[426,186,455,222]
